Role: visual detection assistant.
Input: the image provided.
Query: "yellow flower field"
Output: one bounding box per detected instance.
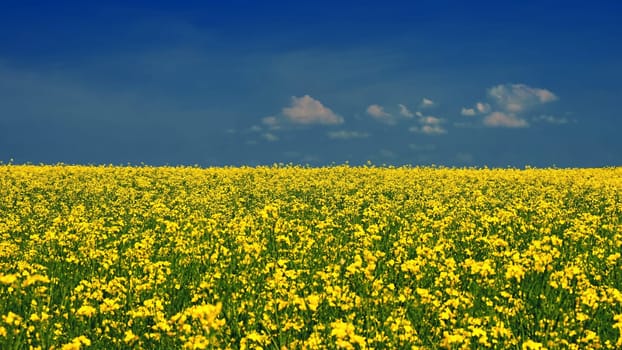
[1,164,621,349]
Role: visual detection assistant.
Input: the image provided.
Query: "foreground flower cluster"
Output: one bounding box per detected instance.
[0,165,621,349]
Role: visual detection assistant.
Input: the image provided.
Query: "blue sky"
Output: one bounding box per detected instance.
[1,1,621,167]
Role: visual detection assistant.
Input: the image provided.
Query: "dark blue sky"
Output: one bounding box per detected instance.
[1,1,621,167]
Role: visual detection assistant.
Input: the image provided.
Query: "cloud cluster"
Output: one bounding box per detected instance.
[366,104,394,124]
[261,95,343,131]
[327,130,369,139]
[461,102,490,117]
[364,98,446,135]
[484,112,528,128]
[488,84,557,113]
[409,113,446,135]
[252,84,561,146]
[261,132,279,142]
[532,115,569,125]
[282,95,343,125]
[420,97,435,108]
[254,95,446,144]
[461,83,558,128]
[398,104,414,118]
[258,95,440,143]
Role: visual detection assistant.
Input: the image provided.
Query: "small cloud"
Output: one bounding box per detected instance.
[463,84,556,129]
[262,116,280,128]
[327,130,369,139]
[260,95,343,129]
[366,104,394,124]
[488,83,557,113]
[461,102,490,116]
[420,97,435,108]
[282,95,343,125]
[249,125,262,132]
[476,102,491,114]
[421,125,447,134]
[398,104,414,118]
[461,107,476,116]
[366,104,390,118]
[262,132,279,141]
[409,125,447,135]
[483,112,528,128]
[533,115,569,125]
[415,111,424,118]
[421,116,442,125]
[411,113,447,135]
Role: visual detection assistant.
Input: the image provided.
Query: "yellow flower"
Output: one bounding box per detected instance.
[505,264,525,282]
[522,339,546,350]
[2,312,22,326]
[183,335,210,349]
[441,330,466,348]
[124,330,138,344]
[331,320,353,339]
[240,331,270,349]
[61,343,81,350]
[306,294,321,312]
[76,305,97,318]
[21,274,50,287]
[61,336,91,350]
[185,302,224,330]
[0,274,18,285]
[330,320,366,349]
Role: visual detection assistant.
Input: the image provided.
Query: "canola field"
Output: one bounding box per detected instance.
[0,165,621,350]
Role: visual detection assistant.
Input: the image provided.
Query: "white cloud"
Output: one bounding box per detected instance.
[462,102,490,117]
[533,115,569,124]
[415,111,424,117]
[327,130,369,139]
[483,112,528,128]
[410,113,447,135]
[420,97,435,108]
[462,84,557,129]
[461,108,476,116]
[488,83,557,113]
[282,95,343,125]
[422,116,442,125]
[367,104,390,118]
[366,104,394,124]
[398,104,414,118]
[259,95,343,130]
[261,116,280,128]
[476,102,491,114]
[421,125,447,134]
[262,132,279,141]
[409,125,447,135]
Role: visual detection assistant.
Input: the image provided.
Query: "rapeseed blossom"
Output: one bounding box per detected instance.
[0,164,621,348]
